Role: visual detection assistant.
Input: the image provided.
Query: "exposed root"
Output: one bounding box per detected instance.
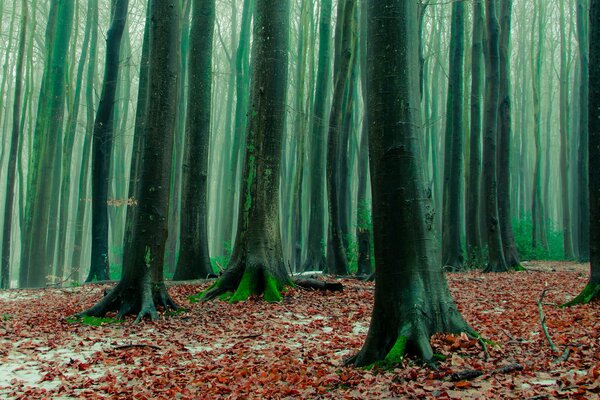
[561,281,600,306]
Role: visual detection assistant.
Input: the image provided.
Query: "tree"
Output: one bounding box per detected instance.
[348,0,471,366]
[1,0,28,288]
[200,0,291,302]
[173,0,215,280]
[441,0,465,271]
[87,0,130,282]
[497,0,521,269]
[77,0,180,321]
[482,0,508,273]
[302,0,333,272]
[326,0,356,275]
[565,0,599,305]
[466,0,484,262]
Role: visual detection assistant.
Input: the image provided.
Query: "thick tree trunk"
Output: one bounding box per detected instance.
[497,0,521,269]
[482,0,508,273]
[174,0,215,280]
[201,0,291,302]
[349,0,471,367]
[78,0,180,321]
[87,0,129,282]
[565,0,599,305]
[1,0,28,289]
[441,0,465,271]
[466,0,484,263]
[302,0,332,272]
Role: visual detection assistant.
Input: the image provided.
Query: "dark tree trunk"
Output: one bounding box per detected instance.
[301,0,332,272]
[482,0,508,273]
[77,0,180,321]
[565,0,599,305]
[174,0,215,280]
[326,0,356,275]
[576,0,590,262]
[466,0,484,263]
[441,0,465,271]
[348,0,471,367]
[1,0,28,289]
[201,0,291,302]
[497,0,521,269]
[87,0,129,282]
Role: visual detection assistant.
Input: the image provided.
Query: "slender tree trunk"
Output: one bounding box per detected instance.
[497,0,520,268]
[441,0,465,271]
[174,0,215,280]
[87,0,129,282]
[1,0,28,289]
[466,0,484,263]
[482,0,508,273]
[302,0,332,272]
[349,0,471,366]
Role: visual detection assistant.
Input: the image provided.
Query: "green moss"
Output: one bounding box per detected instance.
[189,281,219,303]
[512,264,526,272]
[263,274,283,302]
[561,282,600,307]
[67,316,122,326]
[219,291,233,301]
[433,353,447,361]
[384,336,407,364]
[229,269,255,303]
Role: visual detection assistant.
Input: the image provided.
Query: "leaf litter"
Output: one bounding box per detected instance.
[0,261,598,399]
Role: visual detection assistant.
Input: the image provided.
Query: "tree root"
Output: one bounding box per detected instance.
[293,278,343,292]
[561,282,600,306]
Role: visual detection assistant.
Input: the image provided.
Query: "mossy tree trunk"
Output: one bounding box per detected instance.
[174,0,215,280]
[441,0,465,271]
[301,0,332,272]
[565,0,599,305]
[348,0,471,367]
[482,0,508,273]
[497,0,521,269]
[87,0,129,282]
[201,0,291,302]
[78,0,180,321]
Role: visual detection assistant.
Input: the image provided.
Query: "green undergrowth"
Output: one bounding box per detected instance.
[513,216,567,261]
[67,315,123,327]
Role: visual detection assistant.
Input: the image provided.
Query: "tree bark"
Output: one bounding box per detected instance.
[201,0,291,302]
[348,0,471,367]
[174,0,215,280]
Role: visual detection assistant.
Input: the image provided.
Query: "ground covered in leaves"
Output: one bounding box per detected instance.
[0,261,598,399]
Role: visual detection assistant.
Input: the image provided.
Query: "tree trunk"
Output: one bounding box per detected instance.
[174,0,215,280]
[348,0,471,367]
[482,0,508,273]
[466,0,484,263]
[78,0,180,321]
[87,0,129,282]
[1,0,28,289]
[497,0,521,268]
[301,0,332,272]
[441,0,465,271]
[200,0,291,302]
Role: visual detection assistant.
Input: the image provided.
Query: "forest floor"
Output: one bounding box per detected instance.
[0,261,598,399]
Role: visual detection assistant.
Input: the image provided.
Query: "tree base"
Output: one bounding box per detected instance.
[199,260,291,303]
[76,275,177,323]
[561,282,600,306]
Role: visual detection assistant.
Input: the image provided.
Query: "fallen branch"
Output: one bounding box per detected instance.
[552,347,570,364]
[447,363,523,382]
[114,344,161,351]
[293,278,343,292]
[537,289,557,352]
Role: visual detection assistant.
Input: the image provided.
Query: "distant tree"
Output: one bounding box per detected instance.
[497,0,521,269]
[302,0,333,272]
[348,0,471,366]
[174,0,215,280]
[565,0,599,305]
[200,0,291,301]
[466,0,484,261]
[441,0,465,271]
[482,0,508,273]
[87,0,129,282]
[1,0,28,289]
[77,0,180,321]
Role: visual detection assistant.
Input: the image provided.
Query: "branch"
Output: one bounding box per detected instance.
[537,289,557,352]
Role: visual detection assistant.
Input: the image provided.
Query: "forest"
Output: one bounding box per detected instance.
[0,0,599,398]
